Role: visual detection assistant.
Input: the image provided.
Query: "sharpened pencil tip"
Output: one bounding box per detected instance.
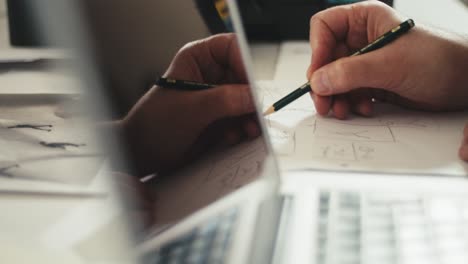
[263,106,275,116]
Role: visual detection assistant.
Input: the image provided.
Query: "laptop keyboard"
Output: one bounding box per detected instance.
[143,208,238,264]
[317,191,468,264]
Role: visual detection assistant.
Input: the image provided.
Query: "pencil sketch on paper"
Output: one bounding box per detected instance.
[318,142,356,161]
[0,164,19,178]
[379,117,439,130]
[7,124,53,132]
[39,141,87,150]
[152,138,269,226]
[314,120,396,142]
[200,138,267,192]
[255,80,468,176]
[265,117,296,156]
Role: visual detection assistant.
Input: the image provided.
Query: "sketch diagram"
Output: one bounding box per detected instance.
[265,117,296,156]
[201,138,267,191]
[380,117,439,130]
[356,144,375,160]
[152,138,269,226]
[314,119,396,142]
[255,80,468,177]
[301,139,381,163]
[318,142,355,161]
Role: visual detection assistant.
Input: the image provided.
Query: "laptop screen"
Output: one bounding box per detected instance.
[31,0,277,242]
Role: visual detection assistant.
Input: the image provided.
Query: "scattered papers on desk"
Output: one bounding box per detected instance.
[0,71,81,94]
[257,80,468,176]
[0,94,104,185]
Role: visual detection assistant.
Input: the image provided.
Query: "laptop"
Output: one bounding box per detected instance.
[28,1,468,263]
[132,2,468,264]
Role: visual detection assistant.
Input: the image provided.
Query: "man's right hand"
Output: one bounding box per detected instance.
[307,1,468,120]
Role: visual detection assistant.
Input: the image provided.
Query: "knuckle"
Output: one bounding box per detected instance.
[220,87,237,116]
[177,39,202,56]
[309,15,319,28]
[331,60,350,91]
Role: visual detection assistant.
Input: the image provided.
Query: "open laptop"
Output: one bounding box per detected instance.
[29,0,468,263]
[27,0,282,263]
[131,2,468,264]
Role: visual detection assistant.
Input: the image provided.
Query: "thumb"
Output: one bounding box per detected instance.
[200,84,256,122]
[310,52,395,96]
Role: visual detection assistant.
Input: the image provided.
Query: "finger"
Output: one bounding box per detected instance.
[224,129,242,146]
[186,33,248,84]
[459,144,468,162]
[333,43,351,60]
[310,92,332,116]
[310,50,399,96]
[201,84,256,123]
[242,116,261,139]
[331,95,350,120]
[349,89,374,117]
[308,12,341,77]
[308,3,368,76]
[463,124,468,144]
[308,1,403,79]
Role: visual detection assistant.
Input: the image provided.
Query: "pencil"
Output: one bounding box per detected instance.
[263,19,415,116]
[156,77,215,90]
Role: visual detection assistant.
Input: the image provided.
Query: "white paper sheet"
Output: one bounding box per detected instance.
[257,80,468,176]
[0,94,104,185]
[274,41,311,82]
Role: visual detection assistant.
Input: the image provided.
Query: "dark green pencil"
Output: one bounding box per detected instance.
[156,77,215,90]
[263,19,415,116]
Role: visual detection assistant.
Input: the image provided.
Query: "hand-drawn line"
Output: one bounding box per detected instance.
[351,143,357,161]
[306,119,318,133]
[353,143,376,160]
[39,141,86,149]
[332,130,371,139]
[358,145,375,160]
[270,130,296,155]
[321,145,330,158]
[7,124,53,132]
[202,140,266,188]
[381,118,438,129]
[227,154,255,169]
[387,126,396,142]
[319,117,438,130]
[202,160,216,183]
[265,119,296,155]
[226,145,265,169]
[219,165,242,191]
[0,164,19,178]
[281,108,314,113]
[293,131,297,155]
[320,144,348,161]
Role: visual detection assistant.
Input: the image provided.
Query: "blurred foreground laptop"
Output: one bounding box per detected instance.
[29,1,468,264]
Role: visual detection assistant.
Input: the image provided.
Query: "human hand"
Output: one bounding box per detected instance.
[121,33,260,175]
[460,124,468,162]
[307,1,468,119]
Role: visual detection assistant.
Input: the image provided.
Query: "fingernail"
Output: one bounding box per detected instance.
[312,70,331,94]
